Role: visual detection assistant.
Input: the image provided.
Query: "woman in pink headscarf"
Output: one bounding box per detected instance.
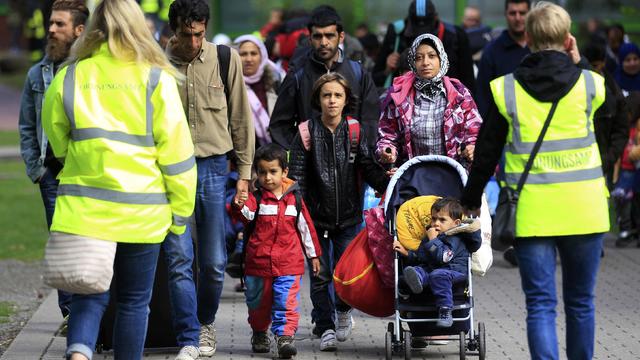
[234,34,284,146]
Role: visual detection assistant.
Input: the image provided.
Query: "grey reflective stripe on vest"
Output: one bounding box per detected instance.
[505,166,603,185]
[172,213,190,226]
[63,66,162,147]
[72,128,154,147]
[63,63,77,129]
[146,67,161,138]
[504,70,596,155]
[58,184,168,204]
[159,155,195,176]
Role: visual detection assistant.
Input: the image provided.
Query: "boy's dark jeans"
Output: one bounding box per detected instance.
[307,224,359,335]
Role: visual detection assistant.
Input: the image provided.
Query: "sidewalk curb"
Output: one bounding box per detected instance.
[0,146,20,160]
[1,291,61,360]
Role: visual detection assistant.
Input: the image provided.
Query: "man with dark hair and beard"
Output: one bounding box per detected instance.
[18,0,88,319]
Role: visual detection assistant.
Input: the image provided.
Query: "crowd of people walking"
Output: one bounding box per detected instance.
[17,0,640,359]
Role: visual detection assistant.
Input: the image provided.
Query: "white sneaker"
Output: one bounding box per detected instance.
[319,329,337,351]
[335,310,353,342]
[175,345,200,360]
[199,323,216,356]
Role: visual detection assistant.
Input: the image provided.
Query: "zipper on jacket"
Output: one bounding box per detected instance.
[332,133,340,227]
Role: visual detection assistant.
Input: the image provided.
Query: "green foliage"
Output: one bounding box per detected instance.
[0,160,48,261]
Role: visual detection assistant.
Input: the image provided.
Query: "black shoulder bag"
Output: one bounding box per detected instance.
[492,101,559,251]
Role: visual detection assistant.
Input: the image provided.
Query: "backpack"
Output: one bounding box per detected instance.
[297,116,361,164]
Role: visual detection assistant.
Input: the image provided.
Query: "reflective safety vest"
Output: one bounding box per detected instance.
[140,0,159,14]
[42,43,196,244]
[158,0,174,22]
[490,69,609,237]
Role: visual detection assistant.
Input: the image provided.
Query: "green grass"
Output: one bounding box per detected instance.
[0,130,19,147]
[0,160,48,261]
[0,301,14,324]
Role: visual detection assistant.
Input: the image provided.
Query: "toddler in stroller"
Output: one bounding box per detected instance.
[393,197,481,328]
[383,155,487,360]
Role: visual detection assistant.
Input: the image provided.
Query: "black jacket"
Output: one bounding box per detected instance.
[461,51,618,208]
[288,116,389,231]
[593,70,628,183]
[269,52,380,150]
[372,20,475,94]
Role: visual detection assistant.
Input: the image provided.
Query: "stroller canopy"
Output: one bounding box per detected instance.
[384,155,468,219]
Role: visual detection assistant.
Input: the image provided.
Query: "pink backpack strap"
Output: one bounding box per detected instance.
[346,116,360,163]
[298,120,311,151]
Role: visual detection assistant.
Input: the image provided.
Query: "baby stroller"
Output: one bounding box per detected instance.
[383,155,486,360]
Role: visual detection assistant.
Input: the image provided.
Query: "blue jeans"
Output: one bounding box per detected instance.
[412,267,467,308]
[66,242,160,360]
[515,233,604,360]
[308,224,359,334]
[38,168,72,317]
[164,155,228,344]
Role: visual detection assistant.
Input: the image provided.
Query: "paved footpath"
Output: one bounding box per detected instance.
[3,235,640,360]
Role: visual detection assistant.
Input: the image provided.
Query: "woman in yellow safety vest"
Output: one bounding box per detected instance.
[42,0,196,359]
[461,2,608,359]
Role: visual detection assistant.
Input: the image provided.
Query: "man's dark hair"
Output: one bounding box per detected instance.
[504,0,531,11]
[51,0,89,27]
[607,23,625,36]
[582,41,606,63]
[168,0,210,32]
[254,143,289,171]
[431,197,464,221]
[307,7,343,34]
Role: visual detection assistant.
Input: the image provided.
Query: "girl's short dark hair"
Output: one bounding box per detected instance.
[254,143,288,171]
[431,197,464,221]
[311,72,357,114]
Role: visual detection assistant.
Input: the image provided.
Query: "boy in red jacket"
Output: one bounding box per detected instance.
[232,143,321,359]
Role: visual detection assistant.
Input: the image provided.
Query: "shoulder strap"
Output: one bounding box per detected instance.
[216,44,231,98]
[437,22,446,41]
[298,120,311,151]
[346,116,361,164]
[348,60,362,85]
[516,101,559,193]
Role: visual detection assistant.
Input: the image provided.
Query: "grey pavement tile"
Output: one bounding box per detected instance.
[24,246,640,359]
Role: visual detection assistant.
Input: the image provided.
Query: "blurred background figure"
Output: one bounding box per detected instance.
[461,5,492,67]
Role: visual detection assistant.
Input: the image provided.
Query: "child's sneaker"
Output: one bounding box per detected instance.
[251,331,271,353]
[275,335,297,359]
[403,266,423,294]
[436,307,453,328]
[319,329,337,351]
[335,309,353,341]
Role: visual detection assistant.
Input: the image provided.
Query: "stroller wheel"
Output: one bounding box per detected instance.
[404,330,411,360]
[385,328,393,360]
[478,322,486,360]
[459,331,466,360]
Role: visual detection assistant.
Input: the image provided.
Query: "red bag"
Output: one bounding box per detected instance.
[333,228,394,317]
[365,206,394,289]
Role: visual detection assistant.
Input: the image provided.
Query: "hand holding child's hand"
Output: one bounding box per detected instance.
[426,227,438,240]
[234,190,248,208]
[393,240,408,256]
[311,258,320,277]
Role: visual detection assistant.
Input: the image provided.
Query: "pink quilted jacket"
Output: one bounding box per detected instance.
[376,72,483,168]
